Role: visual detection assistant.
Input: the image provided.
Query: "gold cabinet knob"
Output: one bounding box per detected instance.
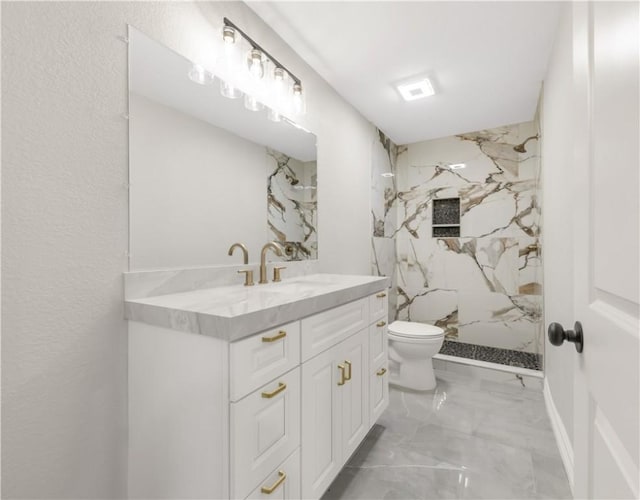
[377,321,387,327]
[376,367,387,377]
[376,292,387,298]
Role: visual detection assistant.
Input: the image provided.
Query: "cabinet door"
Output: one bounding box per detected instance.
[231,367,300,500]
[369,322,389,426]
[339,329,370,461]
[301,344,342,499]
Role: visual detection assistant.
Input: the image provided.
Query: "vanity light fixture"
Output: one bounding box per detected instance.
[397,78,435,101]
[448,163,466,170]
[219,17,306,116]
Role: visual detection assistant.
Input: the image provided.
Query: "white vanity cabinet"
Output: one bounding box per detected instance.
[300,328,369,499]
[127,278,388,500]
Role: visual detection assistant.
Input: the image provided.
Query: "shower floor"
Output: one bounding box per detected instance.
[439,340,542,371]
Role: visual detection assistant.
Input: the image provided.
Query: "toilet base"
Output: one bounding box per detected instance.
[389,357,437,391]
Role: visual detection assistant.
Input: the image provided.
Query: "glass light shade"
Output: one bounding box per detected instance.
[188,64,214,85]
[217,26,242,86]
[244,94,263,112]
[269,66,289,115]
[292,83,306,116]
[247,49,265,80]
[222,26,235,45]
[267,107,282,122]
[220,80,242,99]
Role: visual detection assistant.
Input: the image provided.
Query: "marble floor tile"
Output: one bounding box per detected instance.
[322,371,571,500]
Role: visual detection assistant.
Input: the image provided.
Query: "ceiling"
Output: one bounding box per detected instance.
[248,1,561,145]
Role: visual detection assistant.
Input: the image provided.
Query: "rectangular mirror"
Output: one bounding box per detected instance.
[128,27,317,271]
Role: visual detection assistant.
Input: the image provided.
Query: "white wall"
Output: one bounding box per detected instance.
[541,4,575,444]
[2,2,375,497]
[129,93,267,270]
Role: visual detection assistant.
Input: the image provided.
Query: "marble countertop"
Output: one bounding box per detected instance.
[125,273,389,341]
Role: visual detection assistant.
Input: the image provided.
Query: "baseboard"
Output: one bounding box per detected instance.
[543,378,575,494]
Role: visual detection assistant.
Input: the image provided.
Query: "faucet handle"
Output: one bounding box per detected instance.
[273,266,287,282]
[237,269,255,286]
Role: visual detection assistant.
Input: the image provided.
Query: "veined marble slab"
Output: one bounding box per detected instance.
[125,273,389,341]
[124,259,320,300]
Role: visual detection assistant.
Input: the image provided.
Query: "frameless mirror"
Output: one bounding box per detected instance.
[128,27,317,271]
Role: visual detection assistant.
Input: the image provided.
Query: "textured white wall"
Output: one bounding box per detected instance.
[2,2,374,497]
[541,4,575,445]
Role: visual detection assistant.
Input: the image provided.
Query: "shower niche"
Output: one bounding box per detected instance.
[432,197,460,237]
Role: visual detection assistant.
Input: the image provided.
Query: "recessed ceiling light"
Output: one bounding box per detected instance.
[397,79,435,101]
[381,172,395,178]
[449,163,466,170]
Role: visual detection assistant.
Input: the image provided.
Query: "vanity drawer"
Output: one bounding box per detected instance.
[301,298,369,362]
[370,359,389,426]
[245,448,300,500]
[369,290,389,322]
[230,321,301,401]
[369,320,388,368]
[230,367,300,500]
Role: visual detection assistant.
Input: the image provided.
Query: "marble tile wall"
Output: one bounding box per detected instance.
[267,148,318,261]
[371,130,405,320]
[371,122,543,357]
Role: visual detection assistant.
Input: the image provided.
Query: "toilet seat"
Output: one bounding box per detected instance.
[388,320,444,339]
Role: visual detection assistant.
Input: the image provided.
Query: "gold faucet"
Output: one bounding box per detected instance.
[228,242,249,264]
[259,242,283,284]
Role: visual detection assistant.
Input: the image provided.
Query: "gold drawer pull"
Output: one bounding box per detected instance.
[261,382,286,399]
[337,364,346,386]
[377,321,387,327]
[376,292,387,298]
[262,330,286,343]
[344,360,352,381]
[261,470,286,494]
[377,367,387,376]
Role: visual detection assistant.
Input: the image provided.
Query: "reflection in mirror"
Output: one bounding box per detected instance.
[128,27,317,271]
[267,148,317,260]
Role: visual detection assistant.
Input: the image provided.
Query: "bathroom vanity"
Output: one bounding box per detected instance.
[126,273,389,499]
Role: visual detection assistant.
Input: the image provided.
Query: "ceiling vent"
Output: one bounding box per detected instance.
[397,78,435,101]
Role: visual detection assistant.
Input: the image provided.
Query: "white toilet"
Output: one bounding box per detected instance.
[387,320,445,391]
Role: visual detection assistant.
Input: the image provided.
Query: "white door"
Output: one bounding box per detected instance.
[570,2,639,497]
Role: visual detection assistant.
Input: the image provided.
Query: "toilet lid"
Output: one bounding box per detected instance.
[388,320,445,338]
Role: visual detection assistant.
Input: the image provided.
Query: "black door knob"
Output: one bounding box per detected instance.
[547,321,584,353]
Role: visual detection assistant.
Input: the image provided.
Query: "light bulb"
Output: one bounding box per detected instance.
[247,49,265,80]
[188,64,213,85]
[292,83,306,116]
